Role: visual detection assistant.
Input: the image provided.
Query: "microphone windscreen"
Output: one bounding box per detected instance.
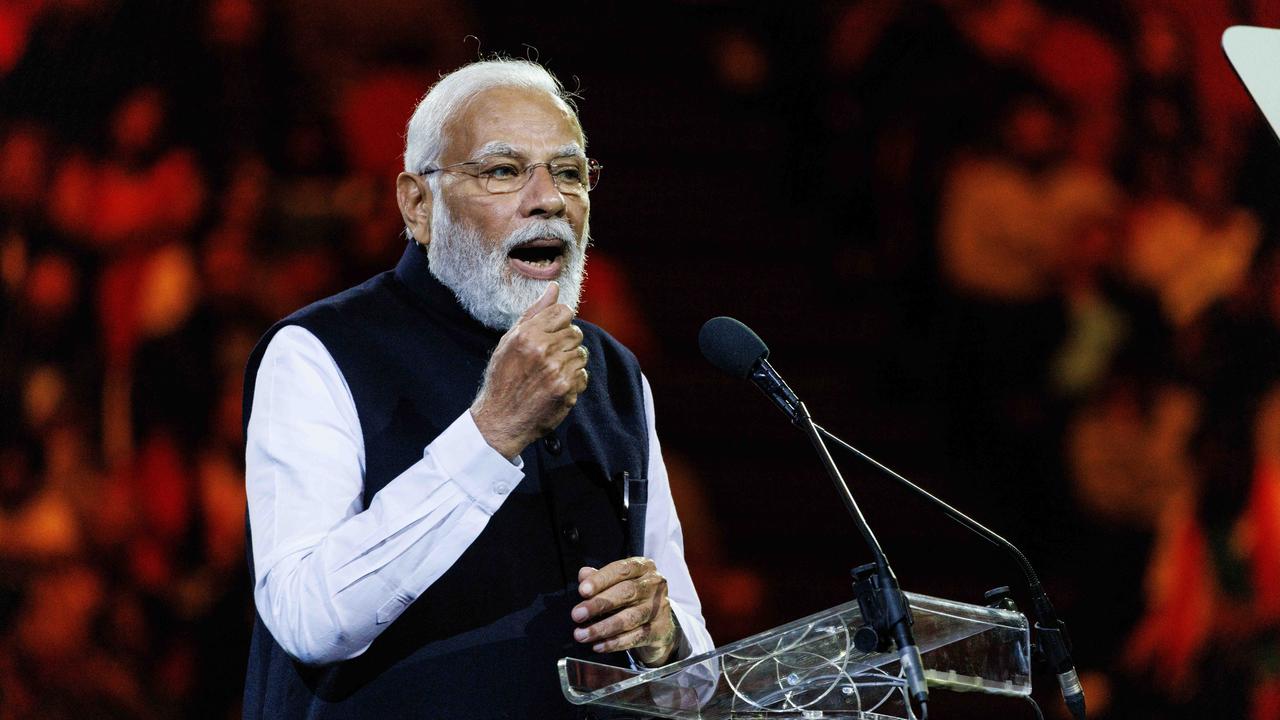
[699,316,769,379]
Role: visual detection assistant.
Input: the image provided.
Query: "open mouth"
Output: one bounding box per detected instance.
[507,237,566,280]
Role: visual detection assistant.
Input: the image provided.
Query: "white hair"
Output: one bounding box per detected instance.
[403,58,581,176]
[403,59,591,329]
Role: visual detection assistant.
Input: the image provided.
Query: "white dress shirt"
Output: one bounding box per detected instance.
[246,324,713,667]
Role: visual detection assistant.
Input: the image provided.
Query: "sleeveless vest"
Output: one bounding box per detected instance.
[242,242,649,719]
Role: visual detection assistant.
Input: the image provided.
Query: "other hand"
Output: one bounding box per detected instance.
[571,557,680,666]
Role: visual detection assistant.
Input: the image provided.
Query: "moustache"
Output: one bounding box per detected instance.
[501,218,579,253]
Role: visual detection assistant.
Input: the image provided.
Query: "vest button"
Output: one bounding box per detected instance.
[562,524,580,543]
[543,435,562,455]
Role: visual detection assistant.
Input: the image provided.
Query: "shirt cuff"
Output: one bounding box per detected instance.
[668,599,702,661]
[426,411,525,515]
[628,599,703,670]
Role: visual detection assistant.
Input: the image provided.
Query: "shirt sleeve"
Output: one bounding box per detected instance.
[640,374,715,661]
[245,325,524,665]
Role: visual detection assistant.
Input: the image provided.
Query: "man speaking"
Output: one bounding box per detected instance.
[240,59,713,718]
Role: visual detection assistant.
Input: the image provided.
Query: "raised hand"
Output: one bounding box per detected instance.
[471,282,590,459]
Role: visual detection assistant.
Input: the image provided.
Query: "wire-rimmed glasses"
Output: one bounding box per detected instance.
[422,156,602,195]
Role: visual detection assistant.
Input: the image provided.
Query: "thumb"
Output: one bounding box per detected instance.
[518,281,559,323]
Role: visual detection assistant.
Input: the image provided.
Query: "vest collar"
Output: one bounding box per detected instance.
[393,240,504,340]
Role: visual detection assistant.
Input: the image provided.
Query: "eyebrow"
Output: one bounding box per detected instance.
[475,141,521,158]
[551,143,586,160]
[474,141,585,160]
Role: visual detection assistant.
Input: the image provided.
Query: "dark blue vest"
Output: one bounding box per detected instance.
[242,242,649,719]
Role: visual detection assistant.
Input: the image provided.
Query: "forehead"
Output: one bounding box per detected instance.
[442,86,584,162]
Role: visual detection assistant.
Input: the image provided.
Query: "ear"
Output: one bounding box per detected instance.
[396,172,433,246]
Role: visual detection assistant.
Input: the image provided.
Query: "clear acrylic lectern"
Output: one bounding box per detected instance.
[559,591,1031,719]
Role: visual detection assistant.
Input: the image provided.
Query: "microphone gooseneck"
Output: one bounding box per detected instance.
[699,317,929,716]
[811,427,1085,720]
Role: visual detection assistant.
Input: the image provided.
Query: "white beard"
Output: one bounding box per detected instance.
[426,195,588,330]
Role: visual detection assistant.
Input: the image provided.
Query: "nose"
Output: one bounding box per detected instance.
[517,164,567,218]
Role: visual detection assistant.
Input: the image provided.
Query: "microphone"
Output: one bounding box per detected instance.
[701,312,1086,719]
[698,316,930,717]
[697,317,800,422]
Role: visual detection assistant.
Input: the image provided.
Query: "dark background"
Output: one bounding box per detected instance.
[2,0,1280,718]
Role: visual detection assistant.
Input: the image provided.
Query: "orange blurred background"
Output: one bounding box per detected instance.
[2,1,1280,718]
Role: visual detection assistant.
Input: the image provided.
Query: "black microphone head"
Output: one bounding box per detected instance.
[698,316,769,379]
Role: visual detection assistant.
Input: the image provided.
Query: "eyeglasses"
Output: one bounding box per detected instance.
[421,156,602,195]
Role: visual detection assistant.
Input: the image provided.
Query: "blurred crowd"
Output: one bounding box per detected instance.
[0,0,1279,718]
[818,1,1280,717]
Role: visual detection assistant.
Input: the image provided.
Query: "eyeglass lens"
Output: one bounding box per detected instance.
[476,159,601,194]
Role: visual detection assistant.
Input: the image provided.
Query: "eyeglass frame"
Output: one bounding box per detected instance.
[420,156,603,195]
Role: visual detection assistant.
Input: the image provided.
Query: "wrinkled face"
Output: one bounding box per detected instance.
[426,86,591,329]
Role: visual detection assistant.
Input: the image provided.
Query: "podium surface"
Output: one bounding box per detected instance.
[560,591,1030,719]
